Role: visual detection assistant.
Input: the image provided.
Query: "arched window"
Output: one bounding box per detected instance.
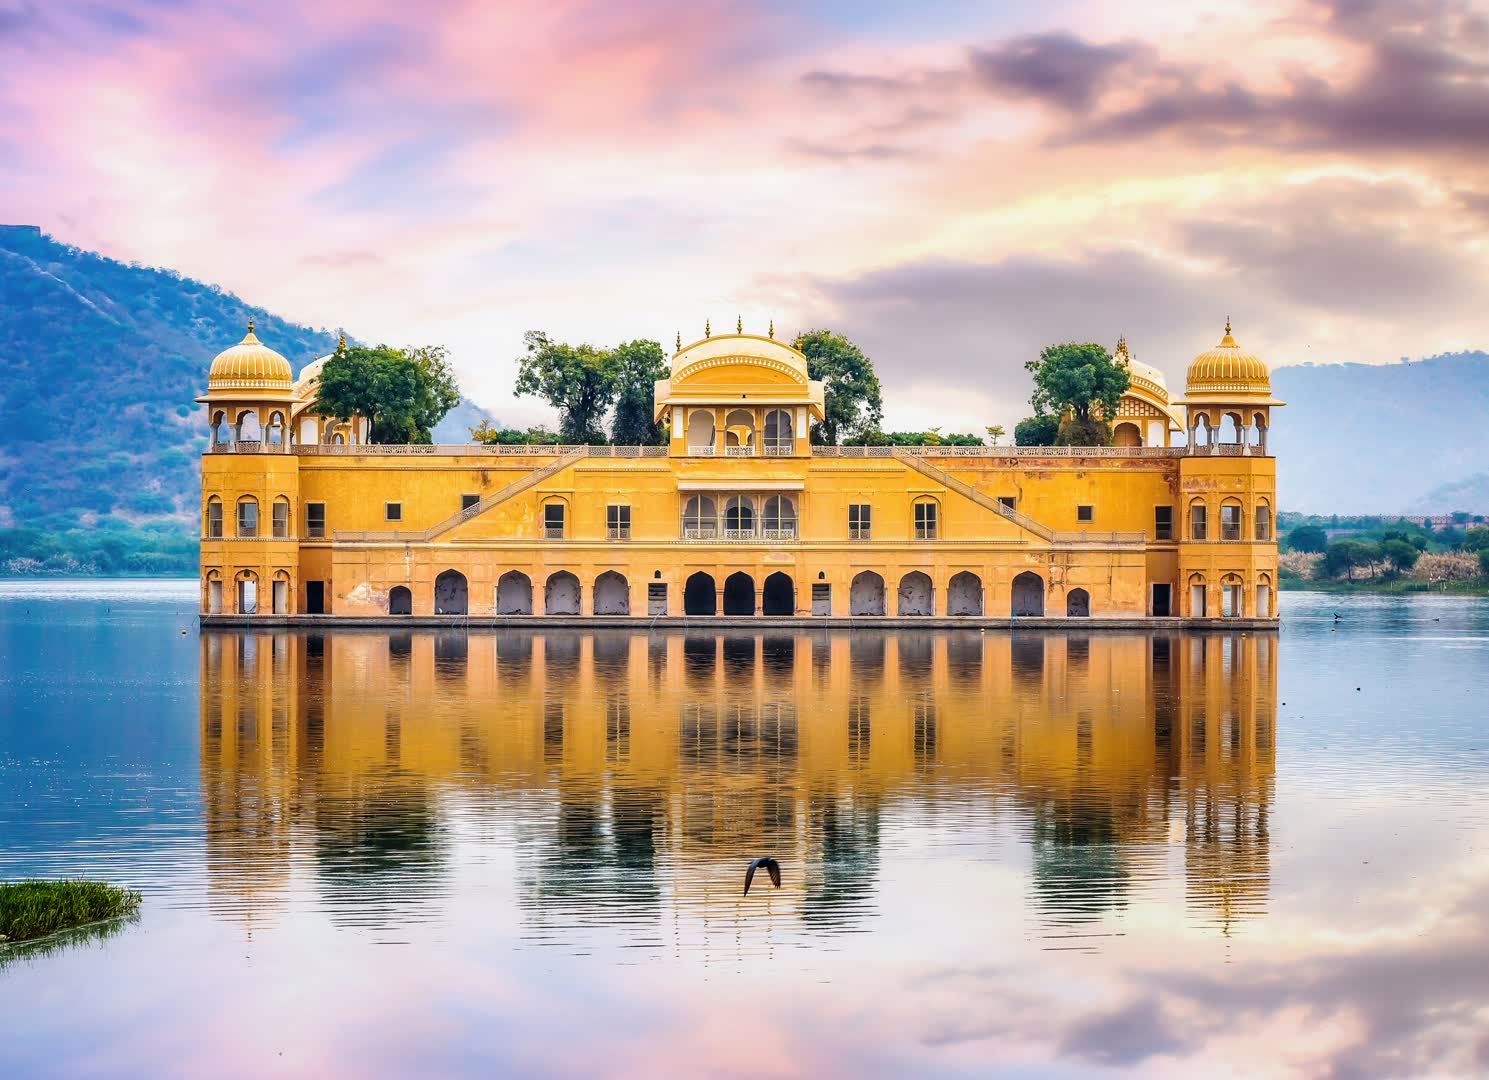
[211,411,232,446]
[272,496,290,538]
[724,496,754,536]
[543,499,566,539]
[205,569,223,614]
[205,496,223,538]
[236,497,258,538]
[1189,499,1208,541]
[1252,413,1269,454]
[1221,498,1243,541]
[300,417,319,444]
[272,570,290,614]
[237,411,262,442]
[724,409,755,453]
[763,409,792,454]
[1256,572,1273,618]
[686,410,715,453]
[266,412,285,445]
[388,585,412,615]
[332,431,346,445]
[1255,499,1272,541]
[914,497,939,540]
[683,496,717,537]
[762,496,796,537]
[1220,412,1243,445]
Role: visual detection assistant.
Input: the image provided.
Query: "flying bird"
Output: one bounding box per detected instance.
[743,856,781,896]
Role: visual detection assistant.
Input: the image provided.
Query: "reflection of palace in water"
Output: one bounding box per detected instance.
[200,629,1275,940]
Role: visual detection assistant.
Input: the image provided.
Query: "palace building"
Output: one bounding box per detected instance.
[197,320,1281,623]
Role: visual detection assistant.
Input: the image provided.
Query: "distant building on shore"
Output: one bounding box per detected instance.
[196,320,1281,622]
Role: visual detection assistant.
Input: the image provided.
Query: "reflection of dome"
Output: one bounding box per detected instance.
[1185,319,1271,394]
[208,320,293,392]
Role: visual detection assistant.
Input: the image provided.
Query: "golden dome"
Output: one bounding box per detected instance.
[1185,318,1271,395]
[207,319,293,392]
[1115,335,1172,404]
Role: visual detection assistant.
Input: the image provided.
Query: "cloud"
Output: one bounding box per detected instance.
[970,32,1150,112]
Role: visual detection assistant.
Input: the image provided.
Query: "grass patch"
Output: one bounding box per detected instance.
[0,880,142,943]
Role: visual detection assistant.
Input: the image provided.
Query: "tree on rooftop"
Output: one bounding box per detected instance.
[792,329,884,446]
[1024,342,1130,447]
[313,344,460,444]
[1014,414,1059,447]
[514,331,618,444]
[609,339,668,445]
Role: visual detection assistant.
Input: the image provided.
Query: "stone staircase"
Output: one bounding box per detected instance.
[890,448,1056,541]
[422,446,589,540]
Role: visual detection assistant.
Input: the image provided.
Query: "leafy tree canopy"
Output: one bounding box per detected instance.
[1024,342,1130,446]
[1285,524,1329,553]
[1380,538,1421,573]
[1015,414,1060,447]
[609,339,669,446]
[469,422,563,445]
[792,330,884,445]
[514,331,619,444]
[847,430,984,446]
[313,344,460,444]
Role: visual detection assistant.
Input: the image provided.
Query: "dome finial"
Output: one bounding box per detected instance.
[736,314,742,334]
[768,318,774,339]
[337,330,347,355]
[705,318,711,339]
[247,315,255,336]
[1221,316,1236,347]
[675,331,681,352]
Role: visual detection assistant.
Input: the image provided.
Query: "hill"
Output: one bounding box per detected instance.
[0,226,491,574]
[1270,353,1489,514]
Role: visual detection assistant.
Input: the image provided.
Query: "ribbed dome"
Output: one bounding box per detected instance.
[207,320,293,392]
[1186,319,1270,394]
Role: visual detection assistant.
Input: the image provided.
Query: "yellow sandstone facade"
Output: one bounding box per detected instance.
[198,321,1281,623]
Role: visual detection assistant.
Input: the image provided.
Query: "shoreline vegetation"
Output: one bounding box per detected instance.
[0,880,142,944]
[1279,514,1489,596]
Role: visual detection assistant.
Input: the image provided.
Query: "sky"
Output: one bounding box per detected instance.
[3,0,1488,431]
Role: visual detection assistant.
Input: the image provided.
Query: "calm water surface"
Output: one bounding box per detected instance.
[2,581,1488,1078]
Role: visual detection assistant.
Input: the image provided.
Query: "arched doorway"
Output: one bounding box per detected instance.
[684,572,716,615]
[897,571,933,616]
[435,569,468,615]
[1011,571,1044,617]
[496,571,533,615]
[1112,422,1142,447]
[388,585,412,615]
[1066,588,1090,617]
[545,571,581,615]
[723,572,755,615]
[235,571,256,614]
[946,571,983,616]
[686,410,715,453]
[762,572,794,616]
[850,571,886,616]
[594,571,630,615]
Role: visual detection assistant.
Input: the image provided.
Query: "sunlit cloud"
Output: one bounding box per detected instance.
[1,0,1484,428]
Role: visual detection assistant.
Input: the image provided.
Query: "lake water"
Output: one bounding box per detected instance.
[2,581,1488,1077]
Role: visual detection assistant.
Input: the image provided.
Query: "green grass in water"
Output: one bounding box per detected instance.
[0,880,142,943]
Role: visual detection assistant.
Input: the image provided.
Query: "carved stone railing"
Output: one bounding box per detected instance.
[681,526,798,542]
[726,446,755,458]
[815,444,1187,458]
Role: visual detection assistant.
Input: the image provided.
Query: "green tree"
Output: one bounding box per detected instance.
[313,344,461,444]
[1462,526,1489,552]
[985,424,1005,447]
[1381,538,1420,575]
[1015,414,1060,446]
[1324,539,1379,581]
[1024,342,1131,447]
[469,422,561,445]
[793,330,884,445]
[514,331,618,444]
[609,339,668,445]
[1286,524,1329,553]
[1479,550,1489,578]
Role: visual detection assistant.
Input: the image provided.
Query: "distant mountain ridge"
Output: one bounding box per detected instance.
[1270,352,1489,514]
[0,226,492,545]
